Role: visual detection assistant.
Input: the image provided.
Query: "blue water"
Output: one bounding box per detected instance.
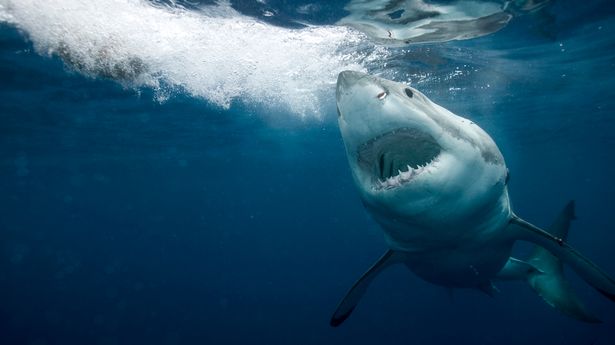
[1,1,615,344]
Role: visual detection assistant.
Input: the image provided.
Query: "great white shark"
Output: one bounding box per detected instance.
[331,70,615,326]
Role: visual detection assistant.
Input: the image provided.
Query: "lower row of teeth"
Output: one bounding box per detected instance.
[377,163,431,189]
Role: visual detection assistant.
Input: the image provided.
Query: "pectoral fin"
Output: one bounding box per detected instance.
[509,201,615,322]
[525,201,601,323]
[478,280,500,297]
[330,250,403,327]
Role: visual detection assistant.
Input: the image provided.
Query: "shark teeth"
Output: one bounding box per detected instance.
[374,157,439,191]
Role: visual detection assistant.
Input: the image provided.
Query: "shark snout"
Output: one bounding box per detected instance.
[337,70,366,90]
[336,70,368,104]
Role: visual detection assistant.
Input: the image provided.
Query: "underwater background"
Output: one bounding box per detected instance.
[1,0,614,344]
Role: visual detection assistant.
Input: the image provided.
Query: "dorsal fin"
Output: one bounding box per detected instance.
[529,200,575,269]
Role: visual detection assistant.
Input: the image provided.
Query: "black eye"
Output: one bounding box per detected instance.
[404,88,413,98]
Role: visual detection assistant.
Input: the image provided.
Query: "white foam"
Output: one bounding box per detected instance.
[0,0,378,117]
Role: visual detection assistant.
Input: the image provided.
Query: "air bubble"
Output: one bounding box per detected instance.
[0,0,378,117]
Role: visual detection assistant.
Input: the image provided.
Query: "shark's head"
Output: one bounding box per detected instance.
[336,71,509,229]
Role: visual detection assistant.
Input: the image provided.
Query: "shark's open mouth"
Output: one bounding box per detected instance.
[357,128,441,190]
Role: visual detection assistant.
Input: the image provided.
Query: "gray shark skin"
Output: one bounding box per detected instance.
[331,70,615,327]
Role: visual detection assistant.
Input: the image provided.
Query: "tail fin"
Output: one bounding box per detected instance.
[511,201,612,323]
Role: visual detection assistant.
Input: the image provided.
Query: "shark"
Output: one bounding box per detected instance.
[331,70,615,326]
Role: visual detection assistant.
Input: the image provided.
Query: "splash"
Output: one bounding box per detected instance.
[0,0,379,117]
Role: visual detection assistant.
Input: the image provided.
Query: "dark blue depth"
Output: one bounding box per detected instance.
[1,1,615,344]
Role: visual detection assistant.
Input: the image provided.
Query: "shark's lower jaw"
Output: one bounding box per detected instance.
[356,128,441,191]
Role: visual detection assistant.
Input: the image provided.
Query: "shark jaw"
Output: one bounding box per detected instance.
[336,70,509,225]
[336,70,451,199]
[357,127,442,191]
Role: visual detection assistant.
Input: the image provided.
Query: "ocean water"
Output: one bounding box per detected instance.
[1,0,615,344]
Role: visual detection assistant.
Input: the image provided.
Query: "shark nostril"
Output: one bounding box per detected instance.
[337,106,341,118]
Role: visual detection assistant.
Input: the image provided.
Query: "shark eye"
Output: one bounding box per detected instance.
[404,88,414,98]
[377,91,387,100]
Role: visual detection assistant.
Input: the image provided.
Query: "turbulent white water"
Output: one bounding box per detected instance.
[0,0,385,117]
